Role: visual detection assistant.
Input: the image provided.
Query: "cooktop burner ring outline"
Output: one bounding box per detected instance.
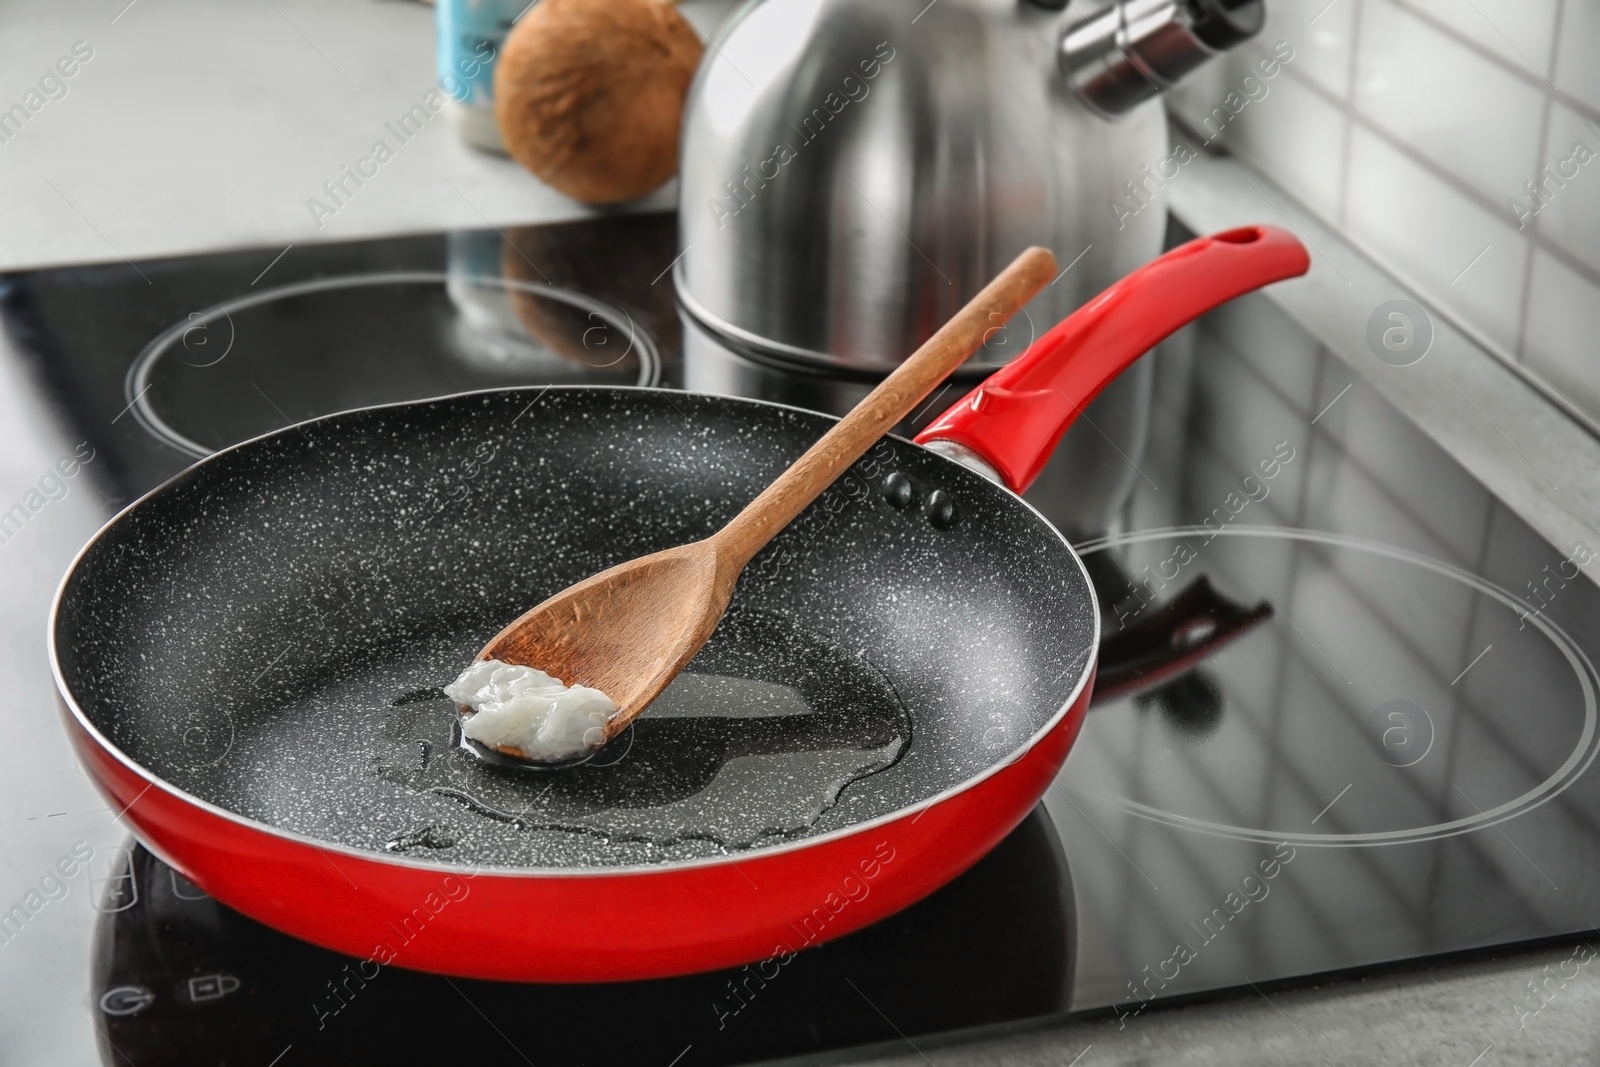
[123,271,660,459]
[1076,525,1600,848]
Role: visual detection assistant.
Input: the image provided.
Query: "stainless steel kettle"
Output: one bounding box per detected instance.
[676,0,1263,536]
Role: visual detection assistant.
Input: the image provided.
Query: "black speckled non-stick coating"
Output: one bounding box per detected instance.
[54,388,1096,870]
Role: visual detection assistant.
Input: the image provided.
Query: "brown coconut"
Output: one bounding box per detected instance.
[495,0,704,205]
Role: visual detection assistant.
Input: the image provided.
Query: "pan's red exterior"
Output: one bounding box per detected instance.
[59,671,1092,982]
[52,226,1307,984]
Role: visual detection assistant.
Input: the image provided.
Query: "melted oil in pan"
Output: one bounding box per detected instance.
[374,611,912,858]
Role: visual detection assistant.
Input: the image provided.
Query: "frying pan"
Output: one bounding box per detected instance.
[50,226,1308,982]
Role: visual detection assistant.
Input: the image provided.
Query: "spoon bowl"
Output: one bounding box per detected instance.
[468,543,732,765]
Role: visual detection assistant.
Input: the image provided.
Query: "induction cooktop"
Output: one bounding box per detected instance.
[4,212,1598,1066]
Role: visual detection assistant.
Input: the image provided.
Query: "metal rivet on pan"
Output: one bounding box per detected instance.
[882,471,914,509]
[925,489,955,528]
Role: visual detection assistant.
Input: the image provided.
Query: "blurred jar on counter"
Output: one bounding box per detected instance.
[435,0,523,152]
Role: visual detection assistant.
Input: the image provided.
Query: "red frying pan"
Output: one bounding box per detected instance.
[50,227,1308,981]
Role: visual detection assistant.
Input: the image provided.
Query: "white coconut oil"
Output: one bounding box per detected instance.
[445,659,617,762]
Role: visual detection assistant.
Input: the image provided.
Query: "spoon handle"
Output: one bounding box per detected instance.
[714,245,1058,567]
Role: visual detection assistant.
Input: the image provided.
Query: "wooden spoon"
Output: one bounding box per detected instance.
[468,246,1059,763]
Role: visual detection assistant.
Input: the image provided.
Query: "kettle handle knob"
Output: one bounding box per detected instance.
[1061,0,1266,118]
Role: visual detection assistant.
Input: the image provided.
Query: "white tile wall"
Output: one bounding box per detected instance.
[1523,250,1600,420]
[1536,103,1600,276]
[1356,2,1543,202]
[1343,125,1527,352]
[1268,0,1356,97]
[1165,0,1600,432]
[1555,0,1600,113]
[1227,71,1347,221]
[1397,0,1561,79]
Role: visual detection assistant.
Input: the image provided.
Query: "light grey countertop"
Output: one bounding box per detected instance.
[0,0,735,272]
[5,2,1599,1065]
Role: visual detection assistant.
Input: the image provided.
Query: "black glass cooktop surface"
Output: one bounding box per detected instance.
[3,213,1599,1065]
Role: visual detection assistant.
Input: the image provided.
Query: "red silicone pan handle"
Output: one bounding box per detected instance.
[914,225,1310,493]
